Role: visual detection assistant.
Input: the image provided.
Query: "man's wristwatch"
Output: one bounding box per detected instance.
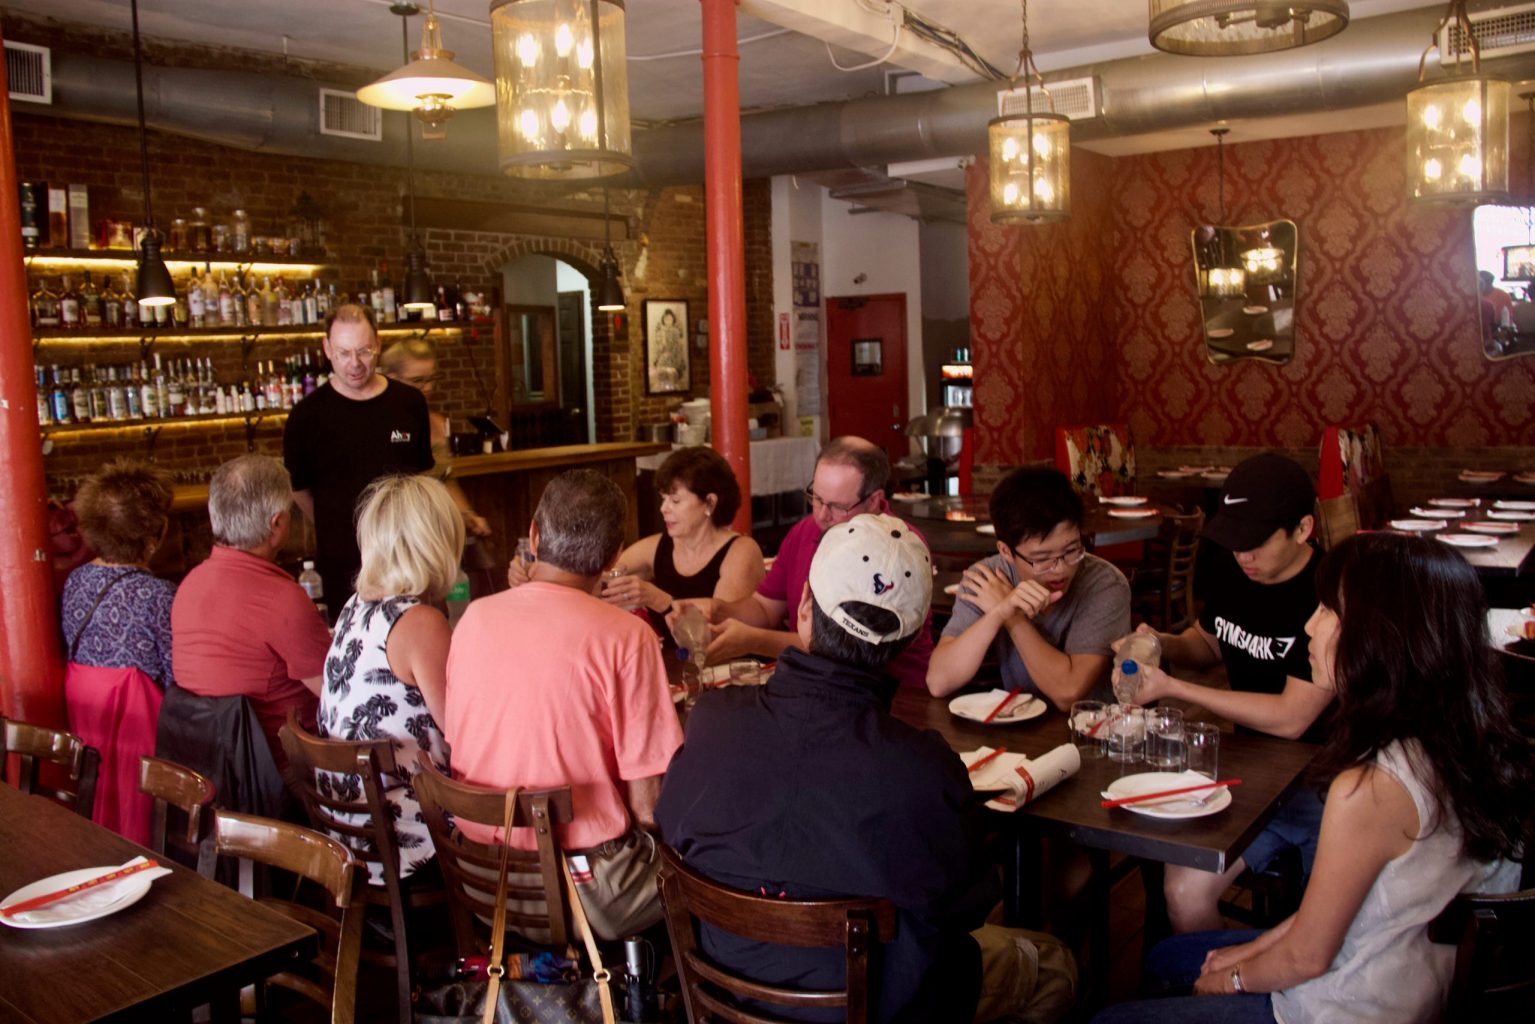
[1230,965,1246,994]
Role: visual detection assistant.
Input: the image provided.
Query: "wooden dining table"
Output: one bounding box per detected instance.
[0,783,316,1023]
[895,493,1172,561]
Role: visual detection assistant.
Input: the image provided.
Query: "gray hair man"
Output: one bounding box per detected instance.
[170,454,332,767]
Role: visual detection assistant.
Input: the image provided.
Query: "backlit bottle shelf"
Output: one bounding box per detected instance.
[40,409,291,437]
[31,320,477,344]
[24,247,326,274]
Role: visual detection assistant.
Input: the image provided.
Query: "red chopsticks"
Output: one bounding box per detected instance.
[983,691,1019,723]
[0,858,161,918]
[1101,779,1241,809]
[967,747,1007,774]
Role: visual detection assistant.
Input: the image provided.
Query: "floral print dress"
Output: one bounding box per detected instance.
[316,593,447,884]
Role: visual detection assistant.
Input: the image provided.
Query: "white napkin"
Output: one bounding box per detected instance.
[4,856,171,925]
[949,689,1038,723]
[961,744,1081,812]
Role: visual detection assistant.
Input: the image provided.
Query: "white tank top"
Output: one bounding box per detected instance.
[1272,740,1520,1024]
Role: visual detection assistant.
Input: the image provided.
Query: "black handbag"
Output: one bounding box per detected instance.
[414,792,616,1024]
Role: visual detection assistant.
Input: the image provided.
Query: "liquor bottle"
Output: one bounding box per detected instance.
[59,275,81,329]
[70,367,91,423]
[187,269,207,328]
[231,272,249,327]
[246,273,263,327]
[50,366,71,424]
[302,282,318,325]
[31,278,61,328]
[369,270,384,322]
[436,285,453,323]
[35,367,52,427]
[201,358,218,414]
[214,381,228,416]
[85,366,108,422]
[379,263,396,323]
[260,276,278,326]
[153,353,169,416]
[121,274,141,330]
[102,276,124,329]
[273,277,291,326]
[80,271,103,328]
[315,281,332,318]
[124,366,143,420]
[139,360,159,419]
[218,271,235,326]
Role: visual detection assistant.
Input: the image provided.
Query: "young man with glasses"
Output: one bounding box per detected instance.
[927,466,1130,708]
[697,436,934,688]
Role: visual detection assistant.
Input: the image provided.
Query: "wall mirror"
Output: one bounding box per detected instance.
[1471,204,1535,361]
[1191,219,1299,366]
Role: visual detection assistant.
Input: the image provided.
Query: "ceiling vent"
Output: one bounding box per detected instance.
[996,77,1098,121]
[5,41,51,105]
[318,88,382,141]
[1440,2,1535,64]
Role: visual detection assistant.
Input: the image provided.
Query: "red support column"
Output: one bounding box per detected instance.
[700,0,752,535]
[0,26,66,729]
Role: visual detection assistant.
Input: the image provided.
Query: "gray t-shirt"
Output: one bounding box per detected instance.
[941,553,1130,700]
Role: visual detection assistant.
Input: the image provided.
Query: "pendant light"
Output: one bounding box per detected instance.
[1406,0,1509,205]
[595,188,625,312]
[988,0,1070,224]
[389,5,435,312]
[1199,128,1245,298]
[1149,1,1350,56]
[490,0,633,181]
[129,0,174,306]
[357,0,494,139]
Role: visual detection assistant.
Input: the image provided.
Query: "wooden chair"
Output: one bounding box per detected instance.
[412,754,576,956]
[138,755,216,878]
[1314,493,1360,552]
[214,809,364,1024]
[1429,882,1535,1020]
[656,843,897,1024]
[281,711,446,1024]
[1131,507,1204,633]
[1,717,100,818]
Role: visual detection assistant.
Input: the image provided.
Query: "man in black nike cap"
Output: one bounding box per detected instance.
[1118,452,1331,933]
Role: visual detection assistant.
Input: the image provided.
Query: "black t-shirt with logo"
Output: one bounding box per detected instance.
[1199,545,1328,742]
[283,378,433,603]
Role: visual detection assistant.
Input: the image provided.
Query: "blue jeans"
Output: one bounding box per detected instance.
[1091,931,1275,1024]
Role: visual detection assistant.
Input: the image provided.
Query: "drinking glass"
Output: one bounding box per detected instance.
[515,537,535,567]
[1069,700,1107,759]
[1186,723,1220,780]
[1106,704,1145,764]
[1145,707,1186,770]
[603,567,640,611]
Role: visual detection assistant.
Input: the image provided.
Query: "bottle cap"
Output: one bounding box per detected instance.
[1121,659,1139,675]
[303,560,316,569]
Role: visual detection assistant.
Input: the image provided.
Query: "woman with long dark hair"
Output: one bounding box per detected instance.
[1094,531,1530,1023]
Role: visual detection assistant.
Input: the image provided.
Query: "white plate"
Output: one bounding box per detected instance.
[948,691,1047,725]
[1464,522,1520,535]
[1390,518,1447,531]
[1100,496,1149,506]
[1429,498,1478,508]
[1207,328,1234,339]
[975,523,996,535]
[1438,533,1499,549]
[1178,465,1216,473]
[1460,471,1506,482]
[1242,305,1269,315]
[0,866,156,930]
[1494,500,1535,511]
[1411,506,1464,518]
[1246,339,1274,352]
[1108,509,1158,519]
[890,491,925,502]
[1102,772,1232,819]
[1516,473,1535,485]
[1157,470,1194,479]
[1489,510,1535,521]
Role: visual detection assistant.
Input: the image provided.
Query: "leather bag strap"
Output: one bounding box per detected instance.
[483,790,519,1024]
[562,856,616,1024]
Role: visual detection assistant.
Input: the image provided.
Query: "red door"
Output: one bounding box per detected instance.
[825,293,908,464]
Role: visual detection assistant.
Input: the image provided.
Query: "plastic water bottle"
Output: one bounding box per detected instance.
[672,604,710,707]
[298,560,328,622]
[1112,631,1161,704]
[445,567,471,628]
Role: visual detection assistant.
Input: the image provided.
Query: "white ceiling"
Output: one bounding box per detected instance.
[4,0,1436,138]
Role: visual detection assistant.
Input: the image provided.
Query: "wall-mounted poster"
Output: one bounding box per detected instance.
[645,299,690,394]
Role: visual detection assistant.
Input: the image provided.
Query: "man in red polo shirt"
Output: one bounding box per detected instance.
[171,455,331,767]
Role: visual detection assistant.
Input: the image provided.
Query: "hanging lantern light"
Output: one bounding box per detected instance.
[357,1,494,138]
[989,0,1070,224]
[1196,128,1245,298]
[490,0,632,181]
[1406,0,1509,205]
[1149,1,1350,56]
[129,0,174,306]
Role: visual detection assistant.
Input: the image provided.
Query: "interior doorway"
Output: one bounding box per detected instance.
[501,254,594,446]
[825,293,909,465]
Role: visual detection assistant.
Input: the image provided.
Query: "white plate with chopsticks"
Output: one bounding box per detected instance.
[1489,510,1535,521]
[1437,533,1499,549]
[1429,498,1478,508]
[1390,519,1447,532]
[948,690,1046,725]
[1102,772,1232,819]
[1494,500,1535,511]
[0,865,158,930]
[1411,506,1463,518]
[1100,496,1149,506]
[1464,522,1520,535]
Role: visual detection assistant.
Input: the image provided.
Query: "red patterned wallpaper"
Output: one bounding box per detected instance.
[968,124,1535,457]
[966,148,1121,464]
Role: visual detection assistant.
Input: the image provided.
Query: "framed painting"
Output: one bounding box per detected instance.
[644,299,690,394]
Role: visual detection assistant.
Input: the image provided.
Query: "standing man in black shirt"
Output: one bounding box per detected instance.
[283,304,433,610]
[1125,452,1333,933]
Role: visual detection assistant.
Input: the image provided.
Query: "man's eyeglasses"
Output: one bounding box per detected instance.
[405,375,437,387]
[804,484,871,518]
[1012,543,1087,573]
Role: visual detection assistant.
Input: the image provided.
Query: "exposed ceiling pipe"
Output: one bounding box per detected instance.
[24,6,1535,187]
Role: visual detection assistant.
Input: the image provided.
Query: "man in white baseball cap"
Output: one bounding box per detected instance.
[657,514,1076,1024]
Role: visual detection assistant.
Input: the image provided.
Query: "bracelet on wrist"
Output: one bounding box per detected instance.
[1230,965,1246,994]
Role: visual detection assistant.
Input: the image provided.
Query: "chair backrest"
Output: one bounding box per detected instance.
[412,753,576,955]
[1153,507,1204,633]
[1314,493,1360,552]
[1429,885,1535,1020]
[656,844,897,1024]
[1054,423,1135,497]
[214,809,363,1024]
[138,755,217,877]
[155,684,288,820]
[1,717,100,817]
[1318,422,1386,501]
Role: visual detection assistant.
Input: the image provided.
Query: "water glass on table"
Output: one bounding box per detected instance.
[1070,700,1108,759]
[603,567,641,611]
[1145,707,1186,770]
[1186,722,1220,780]
[1106,704,1145,764]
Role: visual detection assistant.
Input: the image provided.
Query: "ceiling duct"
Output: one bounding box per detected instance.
[996,78,1098,121]
[1440,1,1535,64]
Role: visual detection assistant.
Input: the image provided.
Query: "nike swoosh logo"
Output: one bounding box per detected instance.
[1223,496,1249,505]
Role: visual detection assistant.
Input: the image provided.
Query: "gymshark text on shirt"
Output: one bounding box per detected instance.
[1213,616,1296,661]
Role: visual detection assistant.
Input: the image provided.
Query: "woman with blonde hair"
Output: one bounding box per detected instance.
[316,473,464,883]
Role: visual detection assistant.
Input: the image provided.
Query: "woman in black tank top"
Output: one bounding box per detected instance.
[597,447,765,646]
